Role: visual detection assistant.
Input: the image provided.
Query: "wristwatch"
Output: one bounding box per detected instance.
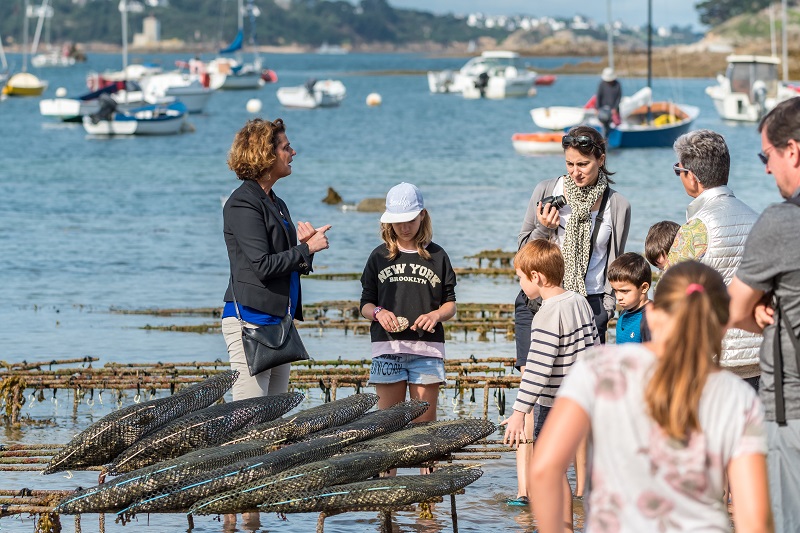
[372,307,383,321]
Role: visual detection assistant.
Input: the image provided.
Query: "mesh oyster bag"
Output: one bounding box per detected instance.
[190,418,495,515]
[342,418,497,468]
[120,400,428,515]
[106,392,304,474]
[56,393,379,515]
[44,370,238,475]
[258,464,484,514]
[222,392,378,446]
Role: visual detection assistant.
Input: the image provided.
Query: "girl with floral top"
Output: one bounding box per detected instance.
[529,261,771,533]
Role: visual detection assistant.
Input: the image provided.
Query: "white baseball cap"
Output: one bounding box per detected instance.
[380,182,424,223]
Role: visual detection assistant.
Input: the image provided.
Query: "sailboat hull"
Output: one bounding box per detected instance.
[605,103,700,149]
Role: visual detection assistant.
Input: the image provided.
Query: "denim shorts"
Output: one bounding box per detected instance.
[368,354,446,385]
[534,404,551,439]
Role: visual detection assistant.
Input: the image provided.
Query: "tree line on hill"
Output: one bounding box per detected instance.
[697,0,799,27]
[1,0,794,49]
[0,0,508,48]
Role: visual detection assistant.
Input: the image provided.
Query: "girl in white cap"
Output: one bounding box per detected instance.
[360,182,457,426]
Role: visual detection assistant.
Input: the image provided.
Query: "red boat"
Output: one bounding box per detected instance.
[534,75,557,86]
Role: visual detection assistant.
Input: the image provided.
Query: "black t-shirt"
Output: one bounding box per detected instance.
[360,243,457,344]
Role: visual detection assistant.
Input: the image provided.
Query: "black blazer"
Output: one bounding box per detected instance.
[223,180,313,319]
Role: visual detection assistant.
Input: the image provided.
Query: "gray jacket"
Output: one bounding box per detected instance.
[685,186,762,373]
[518,176,631,313]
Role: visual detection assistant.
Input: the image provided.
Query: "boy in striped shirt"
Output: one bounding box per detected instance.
[502,239,599,514]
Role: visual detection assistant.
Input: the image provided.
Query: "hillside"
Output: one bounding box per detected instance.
[0,0,509,50]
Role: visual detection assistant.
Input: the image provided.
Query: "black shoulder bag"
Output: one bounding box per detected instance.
[228,193,311,376]
[230,280,310,377]
[773,195,800,425]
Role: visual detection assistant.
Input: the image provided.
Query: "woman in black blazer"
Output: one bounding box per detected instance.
[221,118,331,400]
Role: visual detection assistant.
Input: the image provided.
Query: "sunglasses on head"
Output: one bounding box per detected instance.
[562,135,596,149]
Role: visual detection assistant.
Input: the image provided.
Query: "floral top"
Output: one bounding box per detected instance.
[558,344,767,533]
[666,218,708,269]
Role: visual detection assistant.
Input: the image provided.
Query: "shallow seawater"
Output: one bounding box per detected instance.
[0,49,781,532]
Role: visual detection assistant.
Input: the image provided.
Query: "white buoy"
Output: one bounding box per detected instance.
[55,87,67,98]
[366,93,382,106]
[246,99,263,113]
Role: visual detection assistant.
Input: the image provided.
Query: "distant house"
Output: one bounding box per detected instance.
[132,15,160,47]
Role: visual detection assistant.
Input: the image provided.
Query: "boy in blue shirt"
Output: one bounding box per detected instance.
[608,252,652,344]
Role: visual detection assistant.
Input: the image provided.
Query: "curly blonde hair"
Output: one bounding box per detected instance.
[227,118,286,181]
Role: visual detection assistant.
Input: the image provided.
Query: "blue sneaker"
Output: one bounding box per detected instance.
[505,496,530,506]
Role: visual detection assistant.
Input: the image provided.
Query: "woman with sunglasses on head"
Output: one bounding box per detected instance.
[529,261,771,533]
[509,125,630,506]
[222,118,332,402]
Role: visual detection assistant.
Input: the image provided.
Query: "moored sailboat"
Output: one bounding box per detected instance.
[2,0,48,97]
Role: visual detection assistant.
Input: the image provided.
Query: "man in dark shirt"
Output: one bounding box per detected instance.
[596,67,622,139]
[729,97,800,532]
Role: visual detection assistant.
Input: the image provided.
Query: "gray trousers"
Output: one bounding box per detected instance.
[767,420,800,532]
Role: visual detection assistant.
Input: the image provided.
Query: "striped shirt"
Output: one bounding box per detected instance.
[513,290,599,411]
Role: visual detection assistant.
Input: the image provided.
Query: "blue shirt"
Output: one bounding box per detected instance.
[222,217,300,325]
[616,304,648,344]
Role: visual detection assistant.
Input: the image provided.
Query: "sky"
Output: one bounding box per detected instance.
[383,0,705,30]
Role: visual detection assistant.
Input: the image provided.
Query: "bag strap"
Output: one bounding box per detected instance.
[229,276,292,325]
[229,276,245,325]
[587,186,611,267]
[772,194,800,425]
[774,296,787,426]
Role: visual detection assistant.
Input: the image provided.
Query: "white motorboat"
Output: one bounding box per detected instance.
[82,99,187,136]
[40,81,153,122]
[139,72,213,114]
[206,57,265,91]
[428,51,536,99]
[276,79,346,109]
[530,106,587,130]
[31,48,75,68]
[704,55,797,122]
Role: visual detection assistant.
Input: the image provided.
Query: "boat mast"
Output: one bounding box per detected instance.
[121,0,128,70]
[22,0,30,72]
[606,0,614,70]
[781,0,788,82]
[0,32,7,71]
[31,0,49,55]
[770,2,777,57]
[646,0,652,123]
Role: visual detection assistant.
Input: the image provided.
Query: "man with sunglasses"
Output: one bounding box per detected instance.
[666,129,762,389]
[729,97,800,533]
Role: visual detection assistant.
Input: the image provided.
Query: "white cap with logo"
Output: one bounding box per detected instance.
[380,182,424,223]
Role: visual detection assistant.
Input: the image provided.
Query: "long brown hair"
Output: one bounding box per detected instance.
[644,261,729,440]
[380,210,433,261]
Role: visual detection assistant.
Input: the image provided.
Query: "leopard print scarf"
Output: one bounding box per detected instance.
[561,173,609,295]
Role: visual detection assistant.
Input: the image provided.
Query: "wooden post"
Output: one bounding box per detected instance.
[451,493,459,533]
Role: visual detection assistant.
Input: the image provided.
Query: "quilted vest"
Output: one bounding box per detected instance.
[687,186,761,371]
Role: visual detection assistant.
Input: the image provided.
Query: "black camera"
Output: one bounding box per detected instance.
[539,195,567,214]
